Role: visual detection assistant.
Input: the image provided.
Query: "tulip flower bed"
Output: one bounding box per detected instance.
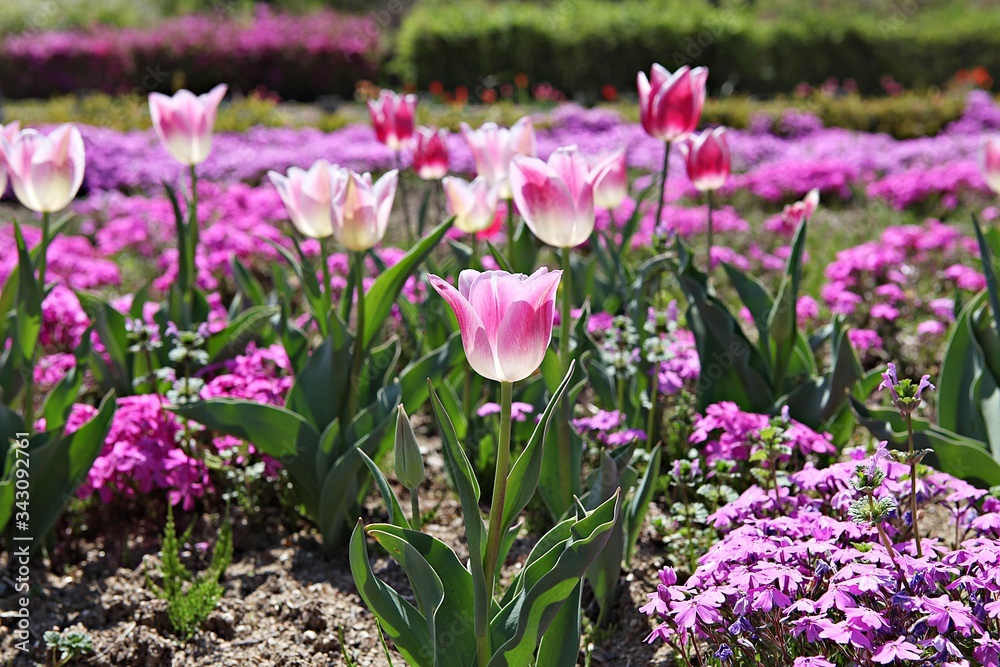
[3,62,1000,667]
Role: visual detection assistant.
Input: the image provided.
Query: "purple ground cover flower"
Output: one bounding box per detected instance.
[641,432,1000,667]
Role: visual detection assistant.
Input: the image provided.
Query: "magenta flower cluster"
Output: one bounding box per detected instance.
[40,343,293,509]
[0,6,379,100]
[820,219,984,365]
[641,443,1000,666]
[690,401,836,464]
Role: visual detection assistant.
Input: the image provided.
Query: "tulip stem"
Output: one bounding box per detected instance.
[188,165,200,318]
[397,152,414,244]
[706,189,714,276]
[654,142,672,250]
[319,238,332,335]
[469,233,479,270]
[484,380,513,603]
[409,486,421,532]
[347,252,366,421]
[37,211,50,290]
[506,201,516,267]
[555,246,575,509]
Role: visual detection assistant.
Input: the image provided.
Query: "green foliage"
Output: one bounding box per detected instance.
[173,220,456,552]
[395,0,1000,97]
[147,507,233,641]
[351,366,621,666]
[43,628,95,667]
[673,218,865,441]
[857,216,1000,486]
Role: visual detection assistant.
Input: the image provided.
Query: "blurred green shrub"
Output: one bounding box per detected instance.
[394,0,1000,98]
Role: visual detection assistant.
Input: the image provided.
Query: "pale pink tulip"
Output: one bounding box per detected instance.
[5,124,85,213]
[148,84,227,166]
[332,169,398,252]
[981,137,1000,195]
[637,65,708,143]
[368,90,417,151]
[590,149,628,209]
[428,268,561,383]
[679,127,731,192]
[443,175,500,234]
[460,117,536,199]
[782,188,820,227]
[510,145,596,248]
[0,121,22,196]
[412,126,449,180]
[268,160,345,239]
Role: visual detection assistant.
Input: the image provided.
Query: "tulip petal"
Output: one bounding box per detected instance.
[510,156,576,247]
[428,274,500,381]
[496,300,551,382]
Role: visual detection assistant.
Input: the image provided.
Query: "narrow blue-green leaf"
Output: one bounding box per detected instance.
[349,522,433,667]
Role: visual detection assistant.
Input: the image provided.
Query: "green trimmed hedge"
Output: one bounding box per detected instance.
[393,0,1000,97]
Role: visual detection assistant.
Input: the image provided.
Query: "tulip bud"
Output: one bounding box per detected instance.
[148,84,227,166]
[412,126,449,180]
[637,64,708,143]
[680,127,731,192]
[981,137,1000,195]
[368,90,417,151]
[5,124,86,213]
[394,405,424,490]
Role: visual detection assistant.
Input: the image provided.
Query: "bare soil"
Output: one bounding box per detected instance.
[0,470,675,667]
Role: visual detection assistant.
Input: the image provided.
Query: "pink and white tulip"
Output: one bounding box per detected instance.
[782,188,820,227]
[331,169,398,252]
[4,124,85,213]
[443,175,500,234]
[268,160,345,239]
[510,145,596,248]
[412,127,449,180]
[148,85,227,166]
[428,268,561,383]
[368,90,417,152]
[981,137,1000,195]
[637,65,708,143]
[590,149,628,210]
[460,117,536,199]
[0,121,22,196]
[680,127,731,192]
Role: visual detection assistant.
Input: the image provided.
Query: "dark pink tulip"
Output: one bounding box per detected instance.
[412,126,449,180]
[637,64,708,143]
[982,137,1000,195]
[148,84,227,166]
[5,124,85,213]
[679,127,731,192]
[367,90,417,151]
[428,268,562,383]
